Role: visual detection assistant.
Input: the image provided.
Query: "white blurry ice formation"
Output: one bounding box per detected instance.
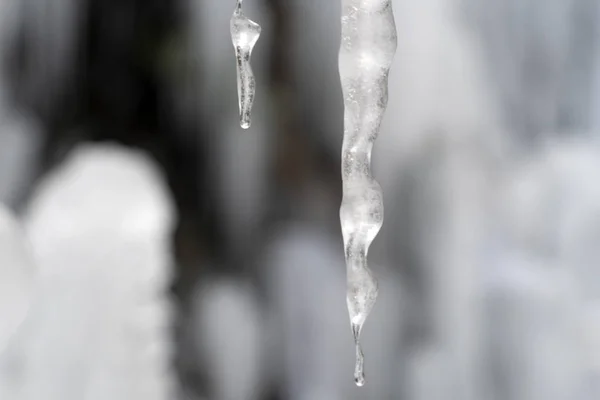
[503,137,600,301]
[489,136,600,399]
[338,0,397,386]
[230,0,261,129]
[463,0,574,142]
[463,0,600,139]
[191,278,265,400]
[485,255,583,400]
[16,143,177,400]
[265,225,350,400]
[0,205,34,353]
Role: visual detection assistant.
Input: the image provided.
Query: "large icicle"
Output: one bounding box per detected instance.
[230,0,261,129]
[338,0,397,387]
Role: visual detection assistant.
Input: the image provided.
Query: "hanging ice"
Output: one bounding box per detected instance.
[338,0,397,387]
[230,0,261,129]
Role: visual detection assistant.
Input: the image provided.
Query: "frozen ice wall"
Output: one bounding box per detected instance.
[464,0,573,142]
[488,136,600,400]
[465,0,600,141]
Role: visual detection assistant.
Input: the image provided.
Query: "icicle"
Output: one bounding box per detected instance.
[230,0,261,129]
[338,0,397,387]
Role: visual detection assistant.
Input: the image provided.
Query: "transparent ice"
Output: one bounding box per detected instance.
[338,0,397,387]
[230,0,261,129]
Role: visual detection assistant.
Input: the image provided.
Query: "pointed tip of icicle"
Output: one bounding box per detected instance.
[352,325,366,387]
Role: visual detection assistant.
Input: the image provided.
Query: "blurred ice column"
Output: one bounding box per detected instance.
[0,116,43,209]
[286,0,342,153]
[558,0,600,132]
[0,206,35,352]
[581,305,600,399]
[490,137,600,400]
[190,278,265,400]
[485,256,582,400]
[0,0,43,208]
[0,206,35,400]
[264,224,402,400]
[20,0,82,116]
[464,0,574,144]
[546,140,600,397]
[591,1,600,131]
[265,225,349,400]
[20,144,177,400]
[185,0,272,264]
[372,1,507,399]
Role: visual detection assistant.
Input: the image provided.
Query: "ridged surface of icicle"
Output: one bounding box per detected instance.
[338,0,397,387]
[230,0,261,129]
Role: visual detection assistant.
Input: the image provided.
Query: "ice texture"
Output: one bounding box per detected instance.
[230,0,261,129]
[338,0,397,387]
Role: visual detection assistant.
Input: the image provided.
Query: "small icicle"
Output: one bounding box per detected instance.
[338,0,397,386]
[230,0,261,129]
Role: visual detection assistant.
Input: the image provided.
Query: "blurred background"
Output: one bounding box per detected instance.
[1,0,600,399]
